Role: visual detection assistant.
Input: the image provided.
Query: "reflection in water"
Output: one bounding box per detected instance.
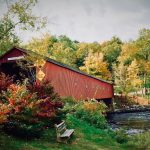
[108,111,150,134]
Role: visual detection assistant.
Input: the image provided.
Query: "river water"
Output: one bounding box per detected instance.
[107,111,150,134]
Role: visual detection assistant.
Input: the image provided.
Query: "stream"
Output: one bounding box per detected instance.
[107,111,150,134]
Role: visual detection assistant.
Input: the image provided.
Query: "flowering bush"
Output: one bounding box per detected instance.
[3,84,36,113]
[0,84,35,125]
[0,80,63,138]
[1,83,63,120]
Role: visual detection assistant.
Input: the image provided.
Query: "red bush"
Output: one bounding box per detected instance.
[33,97,62,118]
[27,80,63,119]
[27,80,61,101]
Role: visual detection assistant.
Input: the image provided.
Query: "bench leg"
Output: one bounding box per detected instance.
[57,137,69,144]
[57,137,61,143]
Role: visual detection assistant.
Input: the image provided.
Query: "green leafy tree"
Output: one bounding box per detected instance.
[26,34,78,68]
[0,0,46,55]
[101,36,122,71]
[135,29,150,94]
[50,35,77,68]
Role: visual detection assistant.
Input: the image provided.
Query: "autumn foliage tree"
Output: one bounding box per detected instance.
[80,52,111,80]
[127,59,142,92]
[114,59,142,95]
[113,62,128,94]
[76,42,102,67]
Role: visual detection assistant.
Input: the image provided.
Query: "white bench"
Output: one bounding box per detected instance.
[55,121,74,143]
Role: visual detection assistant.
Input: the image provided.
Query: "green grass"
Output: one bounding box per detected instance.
[121,131,150,150]
[1,115,150,150]
[0,115,121,150]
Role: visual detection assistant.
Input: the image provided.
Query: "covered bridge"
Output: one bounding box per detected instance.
[0,47,113,105]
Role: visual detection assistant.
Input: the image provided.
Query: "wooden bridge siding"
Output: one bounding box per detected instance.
[43,62,113,100]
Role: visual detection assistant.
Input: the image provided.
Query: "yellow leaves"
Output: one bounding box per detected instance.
[127,59,142,87]
[83,100,107,113]
[0,115,7,124]
[114,58,142,94]
[145,62,150,74]
[0,104,11,123]
[26,33,50,57]
[34,59,46,68]
[84,102,97,111]
[28,102,34,109]
[80,52,111,80]
[118,43,138,63]
[0,104,11,115]
[23,34,49,81]
[132,79,142,87]
[127,59,138,77]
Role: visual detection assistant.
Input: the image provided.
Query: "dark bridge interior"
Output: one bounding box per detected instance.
[0,61,36,84]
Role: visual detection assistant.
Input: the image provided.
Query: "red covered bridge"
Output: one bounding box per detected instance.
[0,47,114,106]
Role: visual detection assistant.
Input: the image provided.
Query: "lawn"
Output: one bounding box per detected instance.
[0,115,123,150]
[1,115,150,150]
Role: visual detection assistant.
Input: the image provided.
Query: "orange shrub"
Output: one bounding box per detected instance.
[83,99,107,114]
[0,73,13,93]
[0,104,11,123]
[4,84,36,113]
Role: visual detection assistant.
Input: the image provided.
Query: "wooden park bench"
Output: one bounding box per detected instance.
[55,121,74,143]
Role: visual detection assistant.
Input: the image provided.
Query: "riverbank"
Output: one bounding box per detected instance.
[114,95,150,109]
[108,105,150,114]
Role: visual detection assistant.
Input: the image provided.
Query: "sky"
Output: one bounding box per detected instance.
[0,0,150,43]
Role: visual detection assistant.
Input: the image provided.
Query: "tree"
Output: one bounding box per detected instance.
[0,16,20,55]
[76,43,89,67]
[113,62,128,94]
[101,36,122,71]
[127,59,142,92]
[114,59,142,95]
[79,52,111,80]
[21,34,54,82]
[135,29,150,94]
[50,35,77,68]
[26,33,51,57]
[118,42,138,65]
[76,42,101,68]
[26,34,78,68]
[0,0,46,55]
